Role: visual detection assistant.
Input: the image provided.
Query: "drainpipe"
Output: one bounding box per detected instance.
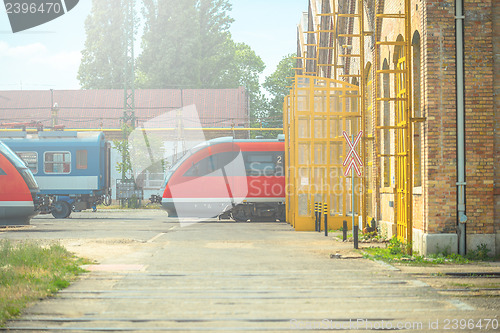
[455,0,467,255]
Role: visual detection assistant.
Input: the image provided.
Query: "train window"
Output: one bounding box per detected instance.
[184,156,214,177]
[245,153,275,176]
[212,151,246,176]
[44,152,71,174]
[212,151,237,169]
[76,150,88,170]
[16,152,38,174]
[0,167,5,175]
[183,152,246,177]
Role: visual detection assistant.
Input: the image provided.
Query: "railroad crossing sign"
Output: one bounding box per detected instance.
[343,131,363,177]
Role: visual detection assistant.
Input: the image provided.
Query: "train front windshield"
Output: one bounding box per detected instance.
[163,141,210,186]
[0,141,39,192]
[0,141,28,169]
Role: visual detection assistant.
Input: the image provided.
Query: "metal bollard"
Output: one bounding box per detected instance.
[353,225,359,249]
[317,202,322,233]
[314,202,318,231]
[343,220,347,241]
[323,203,328,237]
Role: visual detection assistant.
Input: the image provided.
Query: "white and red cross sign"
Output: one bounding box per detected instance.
[343,130,363,177]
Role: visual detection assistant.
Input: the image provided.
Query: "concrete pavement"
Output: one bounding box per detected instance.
[1,210,498,332]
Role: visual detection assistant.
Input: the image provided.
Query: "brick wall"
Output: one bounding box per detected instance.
[463,0,495,235]
[422,0,458,234]
[493,0,500,232]
[299,0,498,241]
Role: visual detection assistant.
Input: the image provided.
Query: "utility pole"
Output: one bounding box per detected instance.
[119,0,137,206]
[122,0,136,133]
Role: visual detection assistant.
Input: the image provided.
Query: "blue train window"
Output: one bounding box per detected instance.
[76,150,88,170]
[44,152,71,174]
[16,151,38,174]
[0,167,5,175]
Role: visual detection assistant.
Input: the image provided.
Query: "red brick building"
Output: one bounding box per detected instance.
[0,88,250,139]
[294,0,499,255]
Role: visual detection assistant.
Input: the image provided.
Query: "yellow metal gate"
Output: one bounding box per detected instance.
[284,75,361,231]
[374,0,414,244]
[395,56,412,243]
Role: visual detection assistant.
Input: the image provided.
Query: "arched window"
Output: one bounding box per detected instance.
[364,62,373,218]
[382,58,391,187]
[393,35,405,191]
[412,31,422,187]
[365,62,373,136]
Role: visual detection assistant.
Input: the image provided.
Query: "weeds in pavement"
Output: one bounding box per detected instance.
[362,237,498,265]
[465,243,491,261]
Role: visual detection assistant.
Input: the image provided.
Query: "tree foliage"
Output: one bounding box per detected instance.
[78,0,296,129]
[219,41,266,121]
[78,0,128,89]
[137,0,235,89]
[263,53,296,127]
[137,0,266,122]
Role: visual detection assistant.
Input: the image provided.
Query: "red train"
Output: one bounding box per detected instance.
[161,137,285,221]
[0,141,39,225]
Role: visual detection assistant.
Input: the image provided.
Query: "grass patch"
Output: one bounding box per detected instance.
[0,240,88,327]
[362,237,475,265]
[363,238,500,265]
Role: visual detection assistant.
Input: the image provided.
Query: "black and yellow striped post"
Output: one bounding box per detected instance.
[314,202,318,231]
[323,203,328,237]
[317,202,322,233]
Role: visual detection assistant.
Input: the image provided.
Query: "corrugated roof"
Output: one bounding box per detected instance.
[0,88,249,129]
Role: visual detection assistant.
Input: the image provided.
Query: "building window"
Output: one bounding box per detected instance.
[365,62,373,218]
[382,58,391,187]
[44,152,71,174]
[76,150,88,170]
[16,151,38,174]
[394,35,405,190]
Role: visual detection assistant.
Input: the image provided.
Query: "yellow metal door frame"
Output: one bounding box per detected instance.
[285,75,361,231]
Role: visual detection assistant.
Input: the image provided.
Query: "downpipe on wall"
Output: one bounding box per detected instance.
[456,0,467,256]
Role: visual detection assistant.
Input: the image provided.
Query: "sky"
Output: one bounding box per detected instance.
[0,0,307,91]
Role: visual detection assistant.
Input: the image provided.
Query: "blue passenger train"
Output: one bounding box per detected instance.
[0,131,111,218]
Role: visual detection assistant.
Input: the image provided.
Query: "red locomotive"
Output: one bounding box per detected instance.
[0,141,39,225]
[161,137,285,221]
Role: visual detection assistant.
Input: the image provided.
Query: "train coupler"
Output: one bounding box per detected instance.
[149,195,162,204]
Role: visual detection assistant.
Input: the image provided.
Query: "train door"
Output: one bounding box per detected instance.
[209,143,246,205]
[104,141,111,194]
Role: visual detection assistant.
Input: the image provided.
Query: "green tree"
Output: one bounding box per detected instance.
[78,0,128,89]
[138,0,234,88]
[219,41,266,122]
[263,53,296,127]
[137,0,267,125]
[79,0,268,129]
